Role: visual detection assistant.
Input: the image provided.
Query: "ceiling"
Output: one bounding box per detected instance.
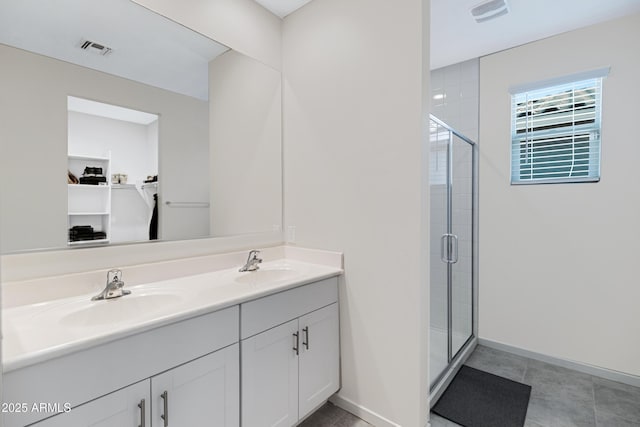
[254,0,313,18]
[3,0,638,98]
[0,0,228,101]
[253,0,640,69]
[430,0,640,69]
[68,96,159,125]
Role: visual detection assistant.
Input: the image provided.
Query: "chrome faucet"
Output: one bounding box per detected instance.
[92,269,131,301]
[239,250,262,272]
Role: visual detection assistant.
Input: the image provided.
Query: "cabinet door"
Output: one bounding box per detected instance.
[151,344,239,427]
[241,319,299,427]
[298,303,340,418]
[32,380,149,427]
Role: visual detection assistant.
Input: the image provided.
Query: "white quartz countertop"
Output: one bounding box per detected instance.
[2,256,342,372]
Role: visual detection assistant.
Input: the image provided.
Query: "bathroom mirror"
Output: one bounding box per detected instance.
[0,0,282,254]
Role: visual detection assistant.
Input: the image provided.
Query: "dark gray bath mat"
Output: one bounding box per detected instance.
[432,365,531,427]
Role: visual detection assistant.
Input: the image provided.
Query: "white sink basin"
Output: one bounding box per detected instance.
[59,293,182,327]
[234,268,299,284]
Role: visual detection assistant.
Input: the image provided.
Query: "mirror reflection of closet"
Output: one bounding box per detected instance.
[67,96,159,246]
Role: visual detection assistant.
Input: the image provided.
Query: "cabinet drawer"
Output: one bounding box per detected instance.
[241,277,338,339]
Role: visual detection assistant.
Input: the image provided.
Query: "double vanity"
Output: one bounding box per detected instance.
[2,246,343,427]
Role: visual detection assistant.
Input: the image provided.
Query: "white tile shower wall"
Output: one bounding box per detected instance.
[429,59,478,339]
[431,59,479,141]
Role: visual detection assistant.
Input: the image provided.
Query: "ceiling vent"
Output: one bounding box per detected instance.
[79,39,113,56]
[471,0,509,23]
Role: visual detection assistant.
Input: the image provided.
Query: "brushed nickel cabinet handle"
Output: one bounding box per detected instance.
[293,332,299,355]
[302,327,309,350]
[138,399,145,427]
[160,391,169,427]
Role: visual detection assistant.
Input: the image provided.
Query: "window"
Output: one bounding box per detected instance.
[510,74,605,184]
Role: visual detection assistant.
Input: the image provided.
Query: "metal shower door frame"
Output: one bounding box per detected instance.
[428,114,479,407]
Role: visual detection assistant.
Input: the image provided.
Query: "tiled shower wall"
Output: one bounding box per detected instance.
[431,59,479,142]
[430,58,478,341]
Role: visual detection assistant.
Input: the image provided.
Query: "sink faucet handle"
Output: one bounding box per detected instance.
[107,269,124,286]
[92,269,129,301]
[239,250,263,272]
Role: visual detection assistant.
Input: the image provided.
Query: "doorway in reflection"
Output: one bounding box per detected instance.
[67,96,159,246]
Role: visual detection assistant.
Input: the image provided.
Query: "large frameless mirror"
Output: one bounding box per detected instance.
[0,0,282,254]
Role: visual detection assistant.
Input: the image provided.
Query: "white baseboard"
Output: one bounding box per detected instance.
[479,338,640,388]
[329,394,402,427]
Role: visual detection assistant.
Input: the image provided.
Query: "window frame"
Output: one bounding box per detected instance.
[509,69,608,185]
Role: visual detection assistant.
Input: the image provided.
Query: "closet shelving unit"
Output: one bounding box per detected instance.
[67,153,111,246]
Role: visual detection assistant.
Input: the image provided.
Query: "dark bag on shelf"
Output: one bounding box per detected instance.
[69,226,106,242]
[79,176,108,185]
[83,167,103,176]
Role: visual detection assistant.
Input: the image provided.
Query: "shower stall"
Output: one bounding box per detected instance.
[428,115,478,404]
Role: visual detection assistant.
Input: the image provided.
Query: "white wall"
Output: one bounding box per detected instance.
[131,0,282,71]
[479,13,640,377]
[209,50,282,237]
[282,1,430,426]
[0,44,209,252]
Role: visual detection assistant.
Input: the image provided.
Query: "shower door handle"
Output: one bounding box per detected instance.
[441,234,459,263]
[451,234,459,264]
[440,234,449,263]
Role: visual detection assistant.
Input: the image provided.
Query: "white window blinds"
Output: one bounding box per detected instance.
[511,78,603,184]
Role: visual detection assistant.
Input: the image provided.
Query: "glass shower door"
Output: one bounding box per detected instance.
[429,120,451,388]
[450,135,473,357]
[429,115,476,392]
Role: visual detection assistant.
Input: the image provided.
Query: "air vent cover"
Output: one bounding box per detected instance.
[79,39,112,56]
[471,0,509,23]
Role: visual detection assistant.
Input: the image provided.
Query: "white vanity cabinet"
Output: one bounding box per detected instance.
[3,307,239,427]
[3,269,342,427]
[240,278,340,427]
[32,345,239,427]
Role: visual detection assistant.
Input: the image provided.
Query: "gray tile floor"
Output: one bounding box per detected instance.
[303,345,640,427]
[299,402,370,427]
[431,345,640,427]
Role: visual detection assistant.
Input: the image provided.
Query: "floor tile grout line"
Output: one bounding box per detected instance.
[522,357,529,383]
[522,358,530,423]
[591,376,599,426]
